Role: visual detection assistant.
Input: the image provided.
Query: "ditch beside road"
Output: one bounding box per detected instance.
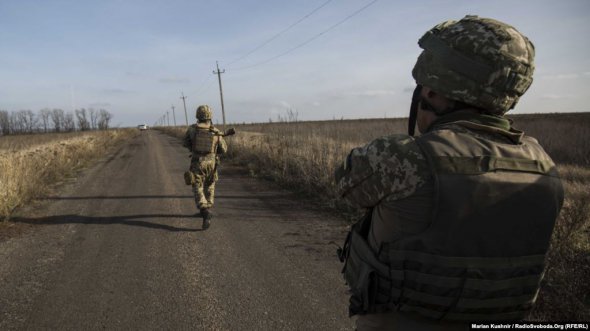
[0,130,354,330]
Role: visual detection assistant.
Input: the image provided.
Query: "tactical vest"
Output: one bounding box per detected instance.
[342,122,564,321]
[191,126,217,155]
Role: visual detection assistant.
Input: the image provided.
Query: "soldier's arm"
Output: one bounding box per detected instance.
[335,134,429,208]
[182,127,193,151]
[216,136,228,155]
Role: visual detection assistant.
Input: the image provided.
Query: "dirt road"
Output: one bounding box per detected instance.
[0,131,355,330]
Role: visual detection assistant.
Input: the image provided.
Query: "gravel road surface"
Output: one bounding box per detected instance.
[0,130,355,330]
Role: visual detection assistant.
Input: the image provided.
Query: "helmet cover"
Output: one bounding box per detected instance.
[196,105,213,121]
[412,15,535,114]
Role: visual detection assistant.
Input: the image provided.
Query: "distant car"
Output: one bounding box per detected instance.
[138,124,148,130]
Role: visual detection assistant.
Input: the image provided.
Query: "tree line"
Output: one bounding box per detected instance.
[0,108,113,136]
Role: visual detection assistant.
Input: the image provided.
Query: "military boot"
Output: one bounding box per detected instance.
[201,208,212,230]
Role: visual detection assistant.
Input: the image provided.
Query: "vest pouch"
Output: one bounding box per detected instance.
[184,171,196,185]
[344,230,391,316]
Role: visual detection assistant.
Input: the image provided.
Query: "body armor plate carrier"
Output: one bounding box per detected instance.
[340,122,564,321]
[191,126,217,155]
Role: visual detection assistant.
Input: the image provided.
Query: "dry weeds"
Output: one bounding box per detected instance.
[0,129,137,219]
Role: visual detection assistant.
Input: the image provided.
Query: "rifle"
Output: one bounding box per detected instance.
[216,127,236,137]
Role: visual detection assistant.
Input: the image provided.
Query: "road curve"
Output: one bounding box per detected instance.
[0,130,355,330]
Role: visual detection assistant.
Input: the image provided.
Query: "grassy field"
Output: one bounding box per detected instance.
[0,129,137,220]
[159,112,590,320]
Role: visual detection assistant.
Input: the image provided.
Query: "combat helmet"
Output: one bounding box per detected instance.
[412,15,535,114]
[196,105,212,121]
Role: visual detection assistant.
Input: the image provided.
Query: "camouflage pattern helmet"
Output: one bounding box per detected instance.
[196,105,212,121]
[412,15,535,114]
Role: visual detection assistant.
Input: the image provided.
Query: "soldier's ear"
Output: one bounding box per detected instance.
[422,86,436,99]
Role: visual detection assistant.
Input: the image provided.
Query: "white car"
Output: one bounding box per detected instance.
[138,124,148,130]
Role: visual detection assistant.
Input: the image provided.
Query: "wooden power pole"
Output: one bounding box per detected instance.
[213,61,226,129]
[180,92,188,126]
[171,105,177,126]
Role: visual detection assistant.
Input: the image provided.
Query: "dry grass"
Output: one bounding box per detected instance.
[157,113,590,320]
[0,129,137,219]
[508,113,590,165]
[529,164,590,320]
[0,131,96,151]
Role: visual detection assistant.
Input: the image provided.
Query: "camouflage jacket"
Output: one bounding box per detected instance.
[335,134,429,208]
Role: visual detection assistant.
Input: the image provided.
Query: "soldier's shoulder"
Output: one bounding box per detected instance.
[184,124,197,134]
[355,134,427,167]
[343,134,430,202]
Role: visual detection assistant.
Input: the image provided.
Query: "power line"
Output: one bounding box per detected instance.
[229,0,378,72]
[193,75,213,97]
[226,0,334,66]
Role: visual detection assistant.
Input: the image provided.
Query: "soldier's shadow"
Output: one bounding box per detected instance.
[10,214,204,232]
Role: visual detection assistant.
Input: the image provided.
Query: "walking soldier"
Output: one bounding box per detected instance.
[183,105,231,230]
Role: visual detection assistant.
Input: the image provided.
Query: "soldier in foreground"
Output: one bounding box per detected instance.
[183,105,231,230]
[336,16,564,330]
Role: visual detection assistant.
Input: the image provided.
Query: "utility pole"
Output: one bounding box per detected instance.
[171,105,177,126]
[180,92,188,126]
[213,61,226,129]
[166,111,170,126]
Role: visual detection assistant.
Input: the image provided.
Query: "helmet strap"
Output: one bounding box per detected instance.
[408,85,422,136]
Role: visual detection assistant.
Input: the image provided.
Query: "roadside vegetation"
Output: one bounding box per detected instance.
[158,112,590,320]
[0,129,137,220]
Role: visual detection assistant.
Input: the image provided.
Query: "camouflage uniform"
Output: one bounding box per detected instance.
[335,133,432,252]
[336,16,563,330]
[183,123,227,210]
[183,105,227,228]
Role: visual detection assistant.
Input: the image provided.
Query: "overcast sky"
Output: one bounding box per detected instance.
[1,0,589,127]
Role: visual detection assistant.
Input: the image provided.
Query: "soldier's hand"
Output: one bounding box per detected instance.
[225,128,236,136]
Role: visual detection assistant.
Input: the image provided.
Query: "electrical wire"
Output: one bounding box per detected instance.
[193,75,214,97]
[229,0,378,72]
[226,0,334,66]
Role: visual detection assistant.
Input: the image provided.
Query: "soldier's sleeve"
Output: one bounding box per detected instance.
[182,127,193,151]
[216,136,228,154]
[335,134,430,208]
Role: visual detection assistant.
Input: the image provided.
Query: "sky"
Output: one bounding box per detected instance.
[1,0,589,127]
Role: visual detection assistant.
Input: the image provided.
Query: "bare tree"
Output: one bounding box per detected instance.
[39,108,52,133]
[89,108,98,130]
[64,112,75,132]
[97,109,113,130]
[0,110,9,136]
[10,111,24,134]
[75,108,90,131]
[51,108,65,132]
[20,110,37,133]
